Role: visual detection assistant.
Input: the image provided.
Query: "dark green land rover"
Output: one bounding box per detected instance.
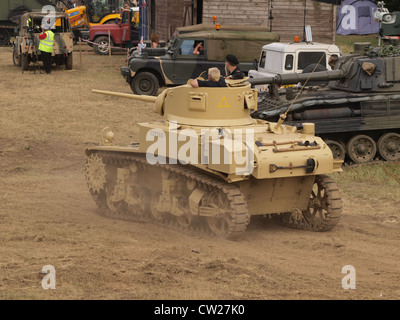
[121,24,280,95]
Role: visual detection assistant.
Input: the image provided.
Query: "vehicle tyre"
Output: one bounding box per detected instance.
[65,54,73,70]
[21,54,29,71]
[94,36,113,55]
[13,49,21,67]
[131,72,159,96]
[302,63,328,86]
[0,29,10,46]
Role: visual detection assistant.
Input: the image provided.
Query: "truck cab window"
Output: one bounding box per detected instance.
[285,54,294,70]
[259,51,267,68]
[179,40,196,55]
[298,52,326,70]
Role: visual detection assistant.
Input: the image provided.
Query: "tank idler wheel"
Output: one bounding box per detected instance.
[325,140,346,160]
[346,134,377,163]
[303,175,342,231]
[377,133,400,161]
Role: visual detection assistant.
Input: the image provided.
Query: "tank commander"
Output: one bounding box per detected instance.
[225,54,244,79]
[190,67,227,88]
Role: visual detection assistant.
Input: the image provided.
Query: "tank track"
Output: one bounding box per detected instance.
[86,152,342,238]
[87,151,249,240]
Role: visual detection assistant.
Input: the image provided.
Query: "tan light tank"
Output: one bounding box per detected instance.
[85,78,343,239]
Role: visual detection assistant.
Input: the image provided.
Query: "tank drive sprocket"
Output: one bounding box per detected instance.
[85,153,107,193]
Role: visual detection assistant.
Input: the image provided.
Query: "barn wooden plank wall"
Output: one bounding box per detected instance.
[152,0,335,44]
[152,0,193,40]
[202,0,335,43]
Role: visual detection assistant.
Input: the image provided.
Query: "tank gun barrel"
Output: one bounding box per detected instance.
[92,89,158,103]
[248,70,346,86]
[247,77,275,86]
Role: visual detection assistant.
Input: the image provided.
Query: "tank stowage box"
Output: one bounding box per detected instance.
[85,78,343,239]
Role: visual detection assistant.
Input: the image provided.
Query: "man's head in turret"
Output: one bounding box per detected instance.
[225,54,244,80]
[225,54,239,68]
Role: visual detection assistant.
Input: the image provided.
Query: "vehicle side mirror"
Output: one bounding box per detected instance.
[253,58,258,71]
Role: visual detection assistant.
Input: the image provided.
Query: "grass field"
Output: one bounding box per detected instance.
[336,34,380,54]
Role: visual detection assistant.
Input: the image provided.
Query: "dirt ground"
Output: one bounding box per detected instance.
[0,45,399,301]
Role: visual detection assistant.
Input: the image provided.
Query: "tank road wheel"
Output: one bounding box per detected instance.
[304,175,342,231]
[175,197,193,228]
[203,187,248,240]
[126,186,148,219]
[131,72,159,96]
[150,192,164,221]
[105,185,121,213]
[94,36,113,55]
[377,133,400,161]
[325,140,346,160]
[205,191,231,236]
[346,134,377,163]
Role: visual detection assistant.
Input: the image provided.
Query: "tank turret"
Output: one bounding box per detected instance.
[252,44,400,163]
[85,79,343,239]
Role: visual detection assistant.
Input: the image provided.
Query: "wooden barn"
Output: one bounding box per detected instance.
[146,0,337,43]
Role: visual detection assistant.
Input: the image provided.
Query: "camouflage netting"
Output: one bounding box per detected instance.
[365,45,400,57]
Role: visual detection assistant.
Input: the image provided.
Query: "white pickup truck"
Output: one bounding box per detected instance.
[249,41,342,91]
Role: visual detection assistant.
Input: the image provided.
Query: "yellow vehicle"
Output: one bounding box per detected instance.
[64,0,138,39]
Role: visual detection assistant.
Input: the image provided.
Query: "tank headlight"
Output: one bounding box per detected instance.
[105,131,115,143]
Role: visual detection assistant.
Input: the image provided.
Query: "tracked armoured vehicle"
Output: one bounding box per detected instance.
[251,44,400,163]
[84,78,343,239]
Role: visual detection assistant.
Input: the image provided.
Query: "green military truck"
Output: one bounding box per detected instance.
[121,24,280,95]
[0,0,59,46]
